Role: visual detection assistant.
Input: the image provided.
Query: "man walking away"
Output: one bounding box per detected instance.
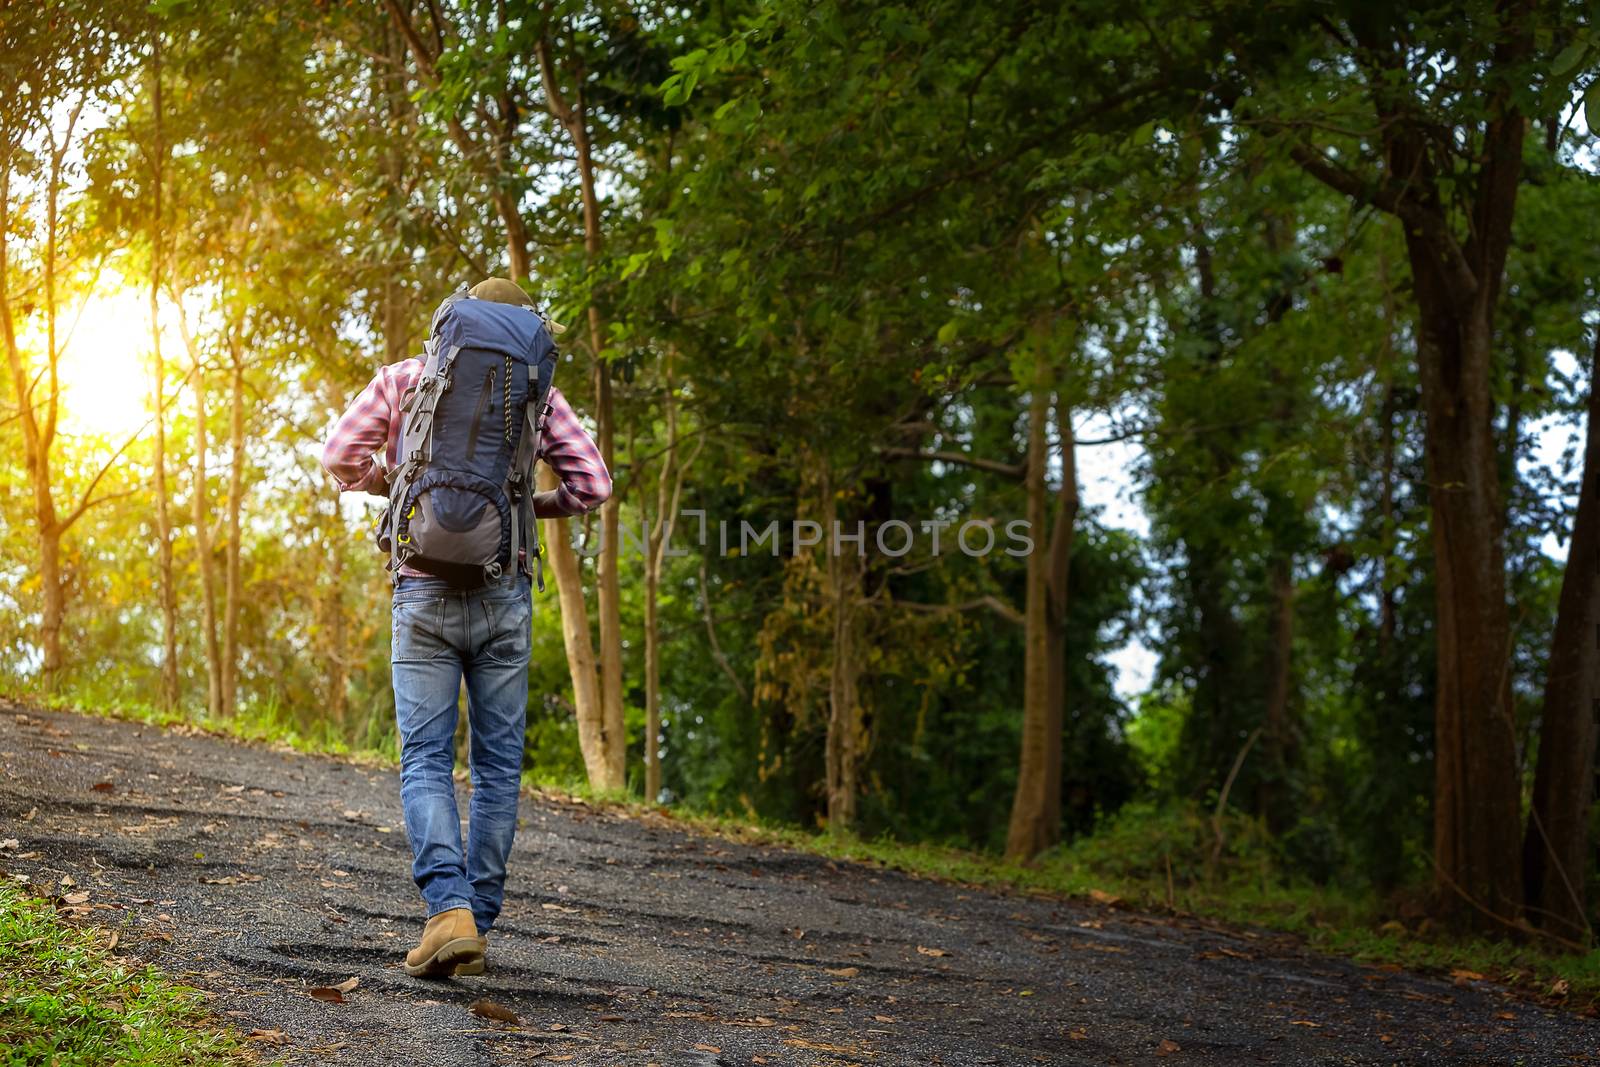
[321,277,609,977]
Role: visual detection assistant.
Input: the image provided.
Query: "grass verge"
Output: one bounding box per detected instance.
[0,880,256,1066]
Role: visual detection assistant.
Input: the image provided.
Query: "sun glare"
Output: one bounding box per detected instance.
[56,286,157,440]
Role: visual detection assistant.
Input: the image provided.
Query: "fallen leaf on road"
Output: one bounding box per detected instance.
[0,839,17,850]
[62,891,89,905]
[873,1015,896,1023]
[469,999,519,1024]
[307,987,346,1004]
[20,808,35,821]
[1088,888,1121,906]
[248,1028,287,1044]
[1449,968,1485,982]
[1069,1028,1088,1040]
[541,902,578,913]
[1289,1020,1322,1028]
[60,875,76,888]
[598,1014,625,1022]
[916,945,949,957]
[92,782,114,793]
[784,1038,858,1054]
[201,874,264,885]
[694,1044,721,1054]
[1551,979,1571,997]
[333,977,359,994]
[823,967,859,978]
[1156,1039,1181,1056]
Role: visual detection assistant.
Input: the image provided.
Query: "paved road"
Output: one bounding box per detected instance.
[0,703,1595,1065]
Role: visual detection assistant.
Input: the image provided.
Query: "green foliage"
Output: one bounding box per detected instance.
[0,882,255,1066]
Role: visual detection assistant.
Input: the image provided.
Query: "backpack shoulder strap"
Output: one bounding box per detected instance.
[510,346,557,591]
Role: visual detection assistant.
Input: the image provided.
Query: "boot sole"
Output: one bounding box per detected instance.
[404,936,485,978]
[454,957,485,976]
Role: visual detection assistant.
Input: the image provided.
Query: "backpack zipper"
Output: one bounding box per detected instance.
[466,367,495,456]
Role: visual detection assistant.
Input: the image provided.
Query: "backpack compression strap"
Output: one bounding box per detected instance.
[387,338,461,578]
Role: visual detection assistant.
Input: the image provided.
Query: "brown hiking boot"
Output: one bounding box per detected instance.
[403,908,483,978]
[454,934,488,976]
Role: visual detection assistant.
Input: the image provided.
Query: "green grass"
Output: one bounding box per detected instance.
[31,692,1600,1014]
[0,881,257,1067]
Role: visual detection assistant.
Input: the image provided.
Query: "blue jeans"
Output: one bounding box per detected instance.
[391,574,531,934]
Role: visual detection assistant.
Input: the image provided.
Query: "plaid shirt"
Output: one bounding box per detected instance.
[322,358,610,573]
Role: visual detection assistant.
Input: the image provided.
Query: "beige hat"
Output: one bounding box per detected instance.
[469,277,567,334]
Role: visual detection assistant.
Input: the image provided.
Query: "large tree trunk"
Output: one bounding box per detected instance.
[1407,239,1522,932]
[1521,328,1600,945]
[1006,381,1078,859]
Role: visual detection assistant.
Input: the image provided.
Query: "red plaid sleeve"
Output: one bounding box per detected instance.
[535,386,612,517]
[321,359,421,496]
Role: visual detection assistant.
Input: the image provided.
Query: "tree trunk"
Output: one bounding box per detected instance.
[191,349,221,718]
[1007,381,1058,859]
[1521,327,1600,945]
[221,333,245,716]
[148,36,179,710]
[538,37,626,792]
[1258,556,1295,830]
[825,494,864,834]
[540,464,614,787]
[1407,244,1522,932]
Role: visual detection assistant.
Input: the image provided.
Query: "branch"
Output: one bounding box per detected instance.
[876,445,1025,479]
[1286,141,1478,298]
[897,595,1025,627]
[698,559,749,701]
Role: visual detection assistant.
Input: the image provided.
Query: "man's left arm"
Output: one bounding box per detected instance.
[532,386,612,517]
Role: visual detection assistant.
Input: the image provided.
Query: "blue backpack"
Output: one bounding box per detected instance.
[377,289,559,589]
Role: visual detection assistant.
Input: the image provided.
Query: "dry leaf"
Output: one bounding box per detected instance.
[62,891,90,905]
[694,1045,722,1054]
[247,1028,287,1045]
[1551,978,1571,997]
[469,999,519,1024]
[333,977,359,994]
[1449,968,1485,982]
[1289,1020,1322,1028]
[91,782,114,793]
[784,1038,858,1054]
[823,966,859,978]
[307,987,346,1004]
[541,902,578,913]
[915,945,949,958]
[1088,888,1122,906]
[0,839,18,850]
[1156,1038,1182,1056]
